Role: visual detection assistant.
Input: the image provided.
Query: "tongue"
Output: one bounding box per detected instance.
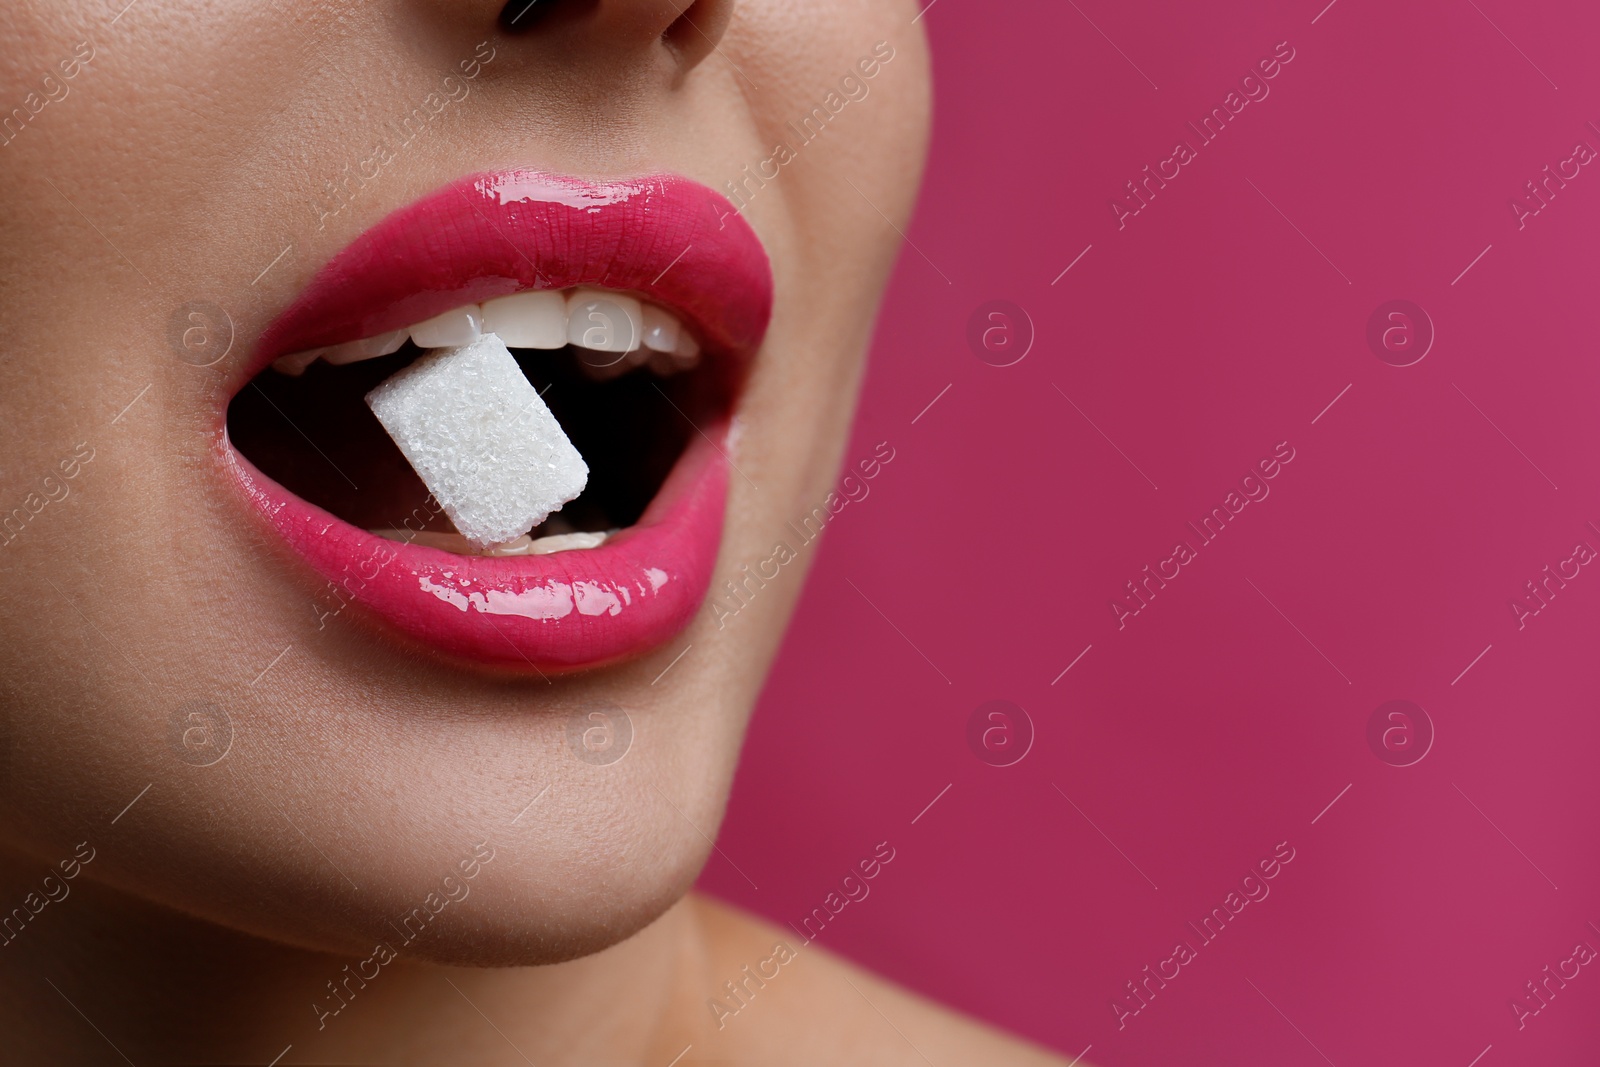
[364,333,588,551]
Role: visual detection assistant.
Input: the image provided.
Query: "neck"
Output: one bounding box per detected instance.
[0,850,707,1065]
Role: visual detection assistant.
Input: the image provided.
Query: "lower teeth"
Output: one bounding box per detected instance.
[369,528,610,557]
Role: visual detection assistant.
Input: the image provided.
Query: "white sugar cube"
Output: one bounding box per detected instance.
[365,332,587,549]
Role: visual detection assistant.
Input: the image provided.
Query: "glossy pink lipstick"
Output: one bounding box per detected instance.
[226,172,772,671]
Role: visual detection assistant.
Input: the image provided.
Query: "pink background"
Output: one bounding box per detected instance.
[700,1,1600,1064]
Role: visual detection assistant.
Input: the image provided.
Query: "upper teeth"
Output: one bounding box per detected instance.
[272,289,702,377]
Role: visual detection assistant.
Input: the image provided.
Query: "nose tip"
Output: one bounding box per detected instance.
[497,0,735,71]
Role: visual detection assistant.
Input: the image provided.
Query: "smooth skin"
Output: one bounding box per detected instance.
[0,0,1066,1062]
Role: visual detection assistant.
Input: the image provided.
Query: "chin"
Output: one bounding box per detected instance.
[46,761,728,970]
[355,830,715,970]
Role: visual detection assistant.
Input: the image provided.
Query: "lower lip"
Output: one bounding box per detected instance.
[227,426,728,671]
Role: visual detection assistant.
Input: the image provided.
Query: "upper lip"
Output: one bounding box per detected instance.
[223,170,773,672]
[240,169,772,392]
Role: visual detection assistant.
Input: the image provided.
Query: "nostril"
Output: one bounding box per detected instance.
[493,0,733,70]
[497,0,599,34]
[662,0,732,67]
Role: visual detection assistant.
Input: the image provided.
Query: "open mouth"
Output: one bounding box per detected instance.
[231,290,716,557]
[223,172,772,672]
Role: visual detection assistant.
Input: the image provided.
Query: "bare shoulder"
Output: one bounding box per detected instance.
[676,894,1071,1066]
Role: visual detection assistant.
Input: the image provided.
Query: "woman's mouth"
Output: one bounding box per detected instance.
[222,171,772,673]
